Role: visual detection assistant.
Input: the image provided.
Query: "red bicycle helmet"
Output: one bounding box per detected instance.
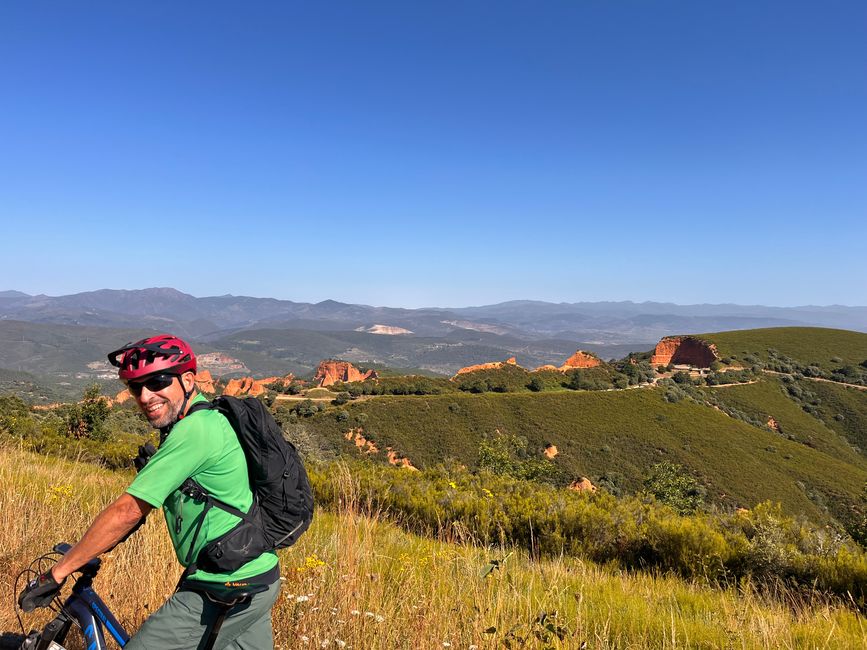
[107,334,197,381]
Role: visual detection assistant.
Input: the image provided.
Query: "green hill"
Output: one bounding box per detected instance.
[700,326,867,371]
[299,379,867,527]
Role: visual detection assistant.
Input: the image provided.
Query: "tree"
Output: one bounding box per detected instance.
[478,431,560,484]
[65,384,110,440]
[643,462,705,515]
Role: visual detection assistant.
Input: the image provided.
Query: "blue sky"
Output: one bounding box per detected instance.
[1,1,864,308]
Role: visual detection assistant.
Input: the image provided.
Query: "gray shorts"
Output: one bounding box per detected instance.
[124,578,281,650]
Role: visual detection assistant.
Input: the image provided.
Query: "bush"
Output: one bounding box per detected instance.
[62,384,110,441]
[477,430,562,485]
[643,462,706,515]
[306,462,867,605]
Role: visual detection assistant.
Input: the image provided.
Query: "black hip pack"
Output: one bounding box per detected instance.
[179,396,314,574]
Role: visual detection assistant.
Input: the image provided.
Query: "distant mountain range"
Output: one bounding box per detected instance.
[1,288,865,398]
[3,288,865,341]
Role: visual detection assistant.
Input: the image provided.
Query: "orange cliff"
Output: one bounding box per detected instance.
[454,357,519,377]
[223,373,295,397]
[559,350,601,371]
[650,336,719,368]
[531,350,601,373]
[314,360,377,387]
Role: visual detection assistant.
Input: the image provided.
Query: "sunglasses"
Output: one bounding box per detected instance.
[127,373,177,397]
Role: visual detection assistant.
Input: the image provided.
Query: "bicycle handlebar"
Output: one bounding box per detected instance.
[51,542,102,577]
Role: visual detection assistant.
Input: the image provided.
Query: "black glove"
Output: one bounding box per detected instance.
[18,571,65,612]
[133,442,157,472]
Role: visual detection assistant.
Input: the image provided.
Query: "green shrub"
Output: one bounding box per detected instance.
[306,461,867,605]
[643,462,706,515]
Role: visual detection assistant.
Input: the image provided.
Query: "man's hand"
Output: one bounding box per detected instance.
[18,571,65,612]
[134,442,157,472]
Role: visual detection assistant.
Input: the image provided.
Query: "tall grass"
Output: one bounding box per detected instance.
[1,444,866,648]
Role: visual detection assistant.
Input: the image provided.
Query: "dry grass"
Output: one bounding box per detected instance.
[1,445,865,649]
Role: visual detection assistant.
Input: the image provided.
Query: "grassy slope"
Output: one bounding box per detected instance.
[2,445,865,649]
[306,383,867,524]
[700,327,867,370]
[808,380,867,456]
[702,377,863,461]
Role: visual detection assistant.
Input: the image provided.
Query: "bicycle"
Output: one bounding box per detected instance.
[3,543,266,650]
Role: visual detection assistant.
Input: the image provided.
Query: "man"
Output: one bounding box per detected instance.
[18,334,281,649]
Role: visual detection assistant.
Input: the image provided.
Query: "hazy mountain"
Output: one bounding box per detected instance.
[1,289,865,398]
[2,289,865,342]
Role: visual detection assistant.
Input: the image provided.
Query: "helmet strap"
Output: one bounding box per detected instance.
[158,376,196,441]
[177,386,195,421]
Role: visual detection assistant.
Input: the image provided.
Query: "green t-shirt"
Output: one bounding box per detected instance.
[127,393,278,582]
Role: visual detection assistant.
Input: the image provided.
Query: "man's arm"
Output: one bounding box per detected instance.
[51,493,153,581]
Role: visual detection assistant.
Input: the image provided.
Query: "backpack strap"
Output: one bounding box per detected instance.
[186,400,216,416]
[174,400,260,567]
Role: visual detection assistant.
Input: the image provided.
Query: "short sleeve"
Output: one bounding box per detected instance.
[127,415,221,508]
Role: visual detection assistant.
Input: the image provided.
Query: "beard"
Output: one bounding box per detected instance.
[141,397,183,430]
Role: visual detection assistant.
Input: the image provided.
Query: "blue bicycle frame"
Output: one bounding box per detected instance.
[45,544,130,650]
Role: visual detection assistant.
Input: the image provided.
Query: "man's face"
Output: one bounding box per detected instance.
[128,372,190,429]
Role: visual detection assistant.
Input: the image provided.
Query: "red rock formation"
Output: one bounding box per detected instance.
[314,360,377,387]
[195,370,216,394]
[220,373,295,397]
[344,428,379,454]
[650,336,719,368]
[767,417,779,432]
[454,357,519,377]
[568,477,597,493]
[559,350,601,371]
[532,364,560,372]
[386,447,418,470]
[544,444,558,459]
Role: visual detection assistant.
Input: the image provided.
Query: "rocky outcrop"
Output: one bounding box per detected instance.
[568,477,597,493]
[767,417,779,432]
[531,351,601,373]
[650,336,719,368]
[454,357,519,377]
[544,444,558,459]
[386,447,418,470]
[314,360,377,387]
[344,428,379,454]
[196,370,216,394]
[223,373,294,397]
[559,350,601,371]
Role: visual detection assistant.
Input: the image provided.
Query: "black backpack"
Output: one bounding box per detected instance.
[179,396,314,574]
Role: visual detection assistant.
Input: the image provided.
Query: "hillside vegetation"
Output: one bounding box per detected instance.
[300,384,867,526]
[2,446,866,649]
[702,327,867,374]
